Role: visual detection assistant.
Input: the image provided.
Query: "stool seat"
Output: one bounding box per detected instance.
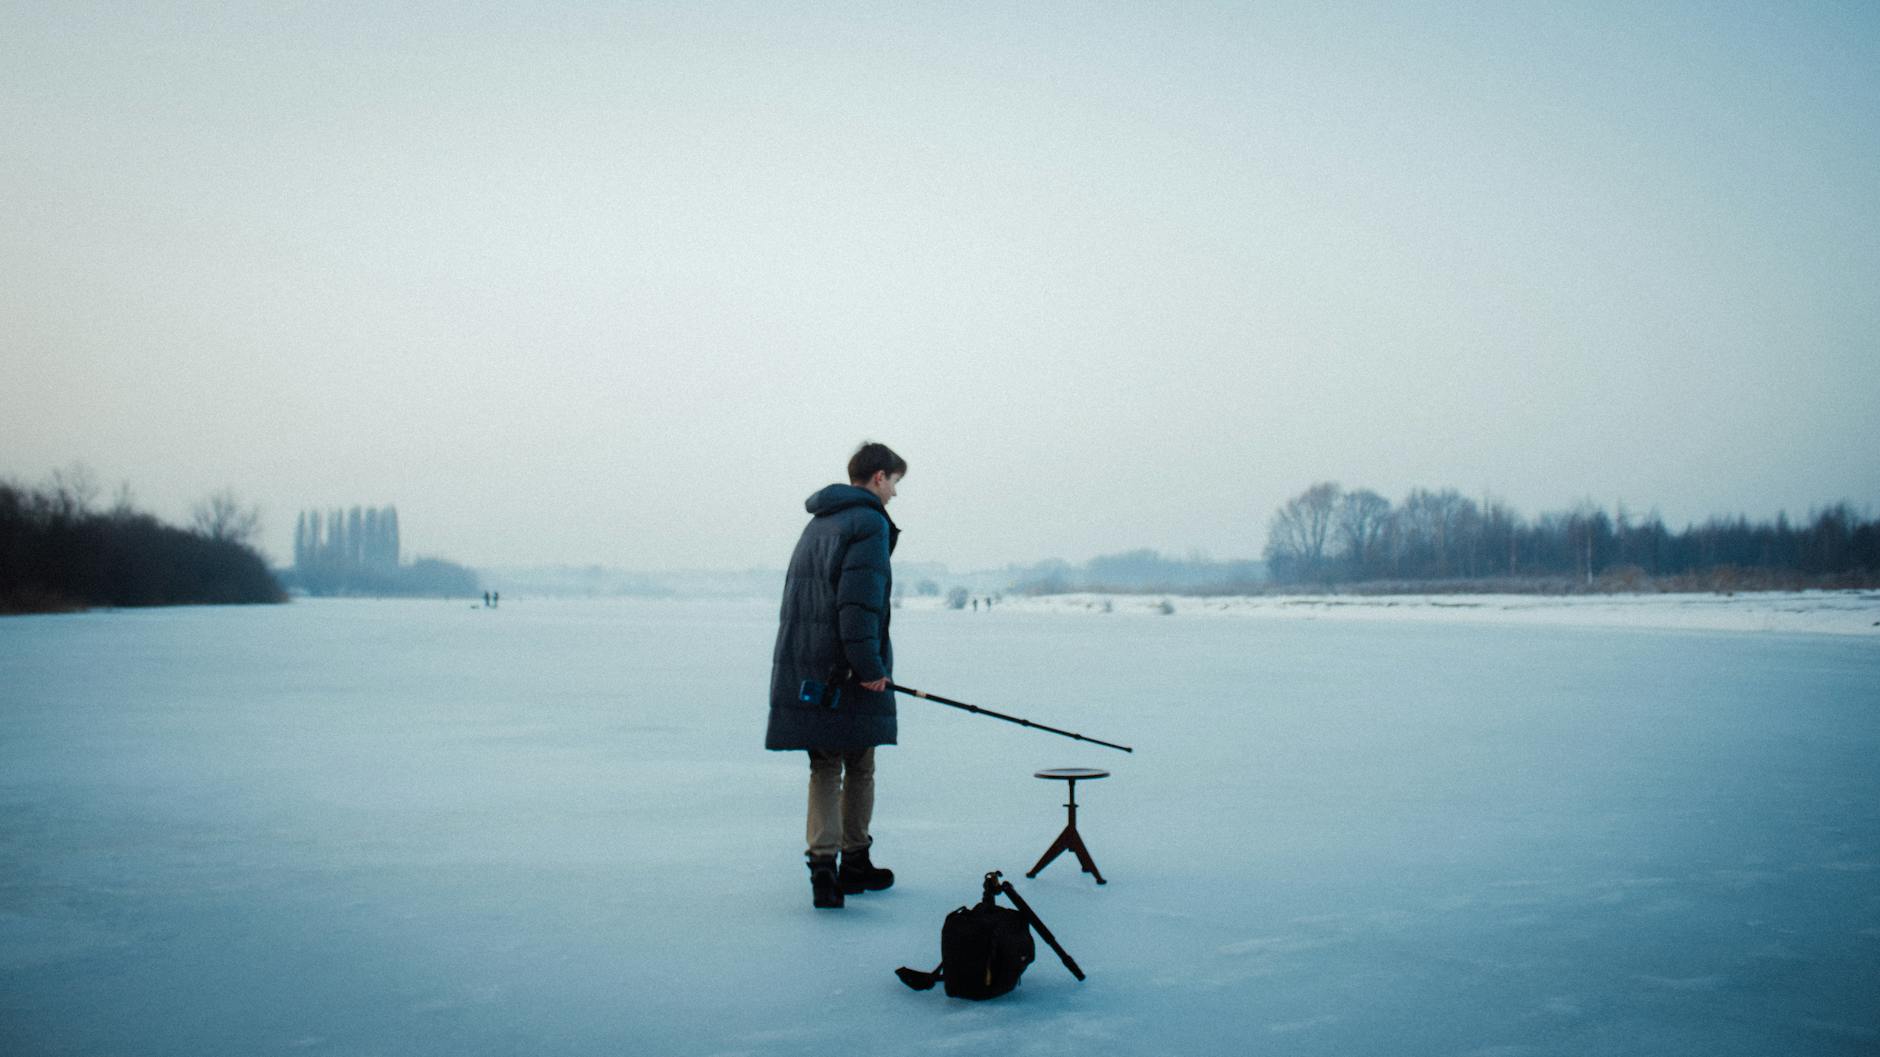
[1026,767,1110,884]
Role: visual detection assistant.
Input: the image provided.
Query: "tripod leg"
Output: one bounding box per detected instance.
[998,881,1085,981]
[1026,824,1075,878]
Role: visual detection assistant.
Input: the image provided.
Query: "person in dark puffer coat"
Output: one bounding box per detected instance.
[768,442,905,909]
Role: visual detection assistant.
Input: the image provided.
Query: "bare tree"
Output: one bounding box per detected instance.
[1266,482,1343,582]
[192,488,263,545]
[1481,498,1522,575]
[383,506,399,566]
[109,480,138,519]
[346,506,363,566]
[1335,489,1391,576]
[45,462,100,519]
[1397,488,1478,578]
[1565,500,1606,585]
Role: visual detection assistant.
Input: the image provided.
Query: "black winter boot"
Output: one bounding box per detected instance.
[808,856,844,908]
[838,846,894,894]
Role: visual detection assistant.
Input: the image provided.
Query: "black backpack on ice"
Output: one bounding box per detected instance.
[938,895,1034,999]
[896,871,1085,1000]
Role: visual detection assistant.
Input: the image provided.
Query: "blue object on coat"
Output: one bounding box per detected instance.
[766,484,900,751]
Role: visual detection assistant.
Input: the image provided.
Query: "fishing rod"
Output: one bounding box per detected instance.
[891,684,1134,753]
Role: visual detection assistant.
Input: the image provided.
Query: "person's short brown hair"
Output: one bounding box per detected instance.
[848,441,907,485]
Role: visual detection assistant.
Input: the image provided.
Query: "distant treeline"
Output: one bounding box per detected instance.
[1265,482,1880,589]
[0,479,285,614]
[1011,550,1267,596]
[283,504,478,597]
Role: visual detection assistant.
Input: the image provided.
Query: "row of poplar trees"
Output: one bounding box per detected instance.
[293,506,399,574]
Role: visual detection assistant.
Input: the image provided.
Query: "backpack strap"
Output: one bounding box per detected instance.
[895,963,943,991]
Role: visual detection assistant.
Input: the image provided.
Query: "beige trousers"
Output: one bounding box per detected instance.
[806,747,875,859]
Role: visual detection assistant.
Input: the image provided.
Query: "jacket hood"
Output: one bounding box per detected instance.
[805,484,885,517]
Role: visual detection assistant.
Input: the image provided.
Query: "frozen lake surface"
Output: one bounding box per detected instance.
[3,597,1878,1056]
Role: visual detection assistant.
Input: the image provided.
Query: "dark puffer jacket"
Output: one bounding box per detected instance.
[765,484,900,751]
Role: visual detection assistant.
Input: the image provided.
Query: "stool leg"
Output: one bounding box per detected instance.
[1063,825,1106,884]
[1026,823,1076,878]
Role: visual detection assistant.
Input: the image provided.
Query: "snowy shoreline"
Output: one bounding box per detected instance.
[899,589,1880,638]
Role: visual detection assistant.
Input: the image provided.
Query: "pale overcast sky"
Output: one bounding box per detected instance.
[4,2,1877,571]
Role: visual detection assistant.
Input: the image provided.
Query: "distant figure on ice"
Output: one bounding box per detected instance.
[972,597,979,612]
[492,591,499,607]
[766,441,906,909]
[483,592,491,607]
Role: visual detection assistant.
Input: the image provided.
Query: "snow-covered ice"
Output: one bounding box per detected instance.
[3,595,1877,1056]
[933,588,1880,637]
